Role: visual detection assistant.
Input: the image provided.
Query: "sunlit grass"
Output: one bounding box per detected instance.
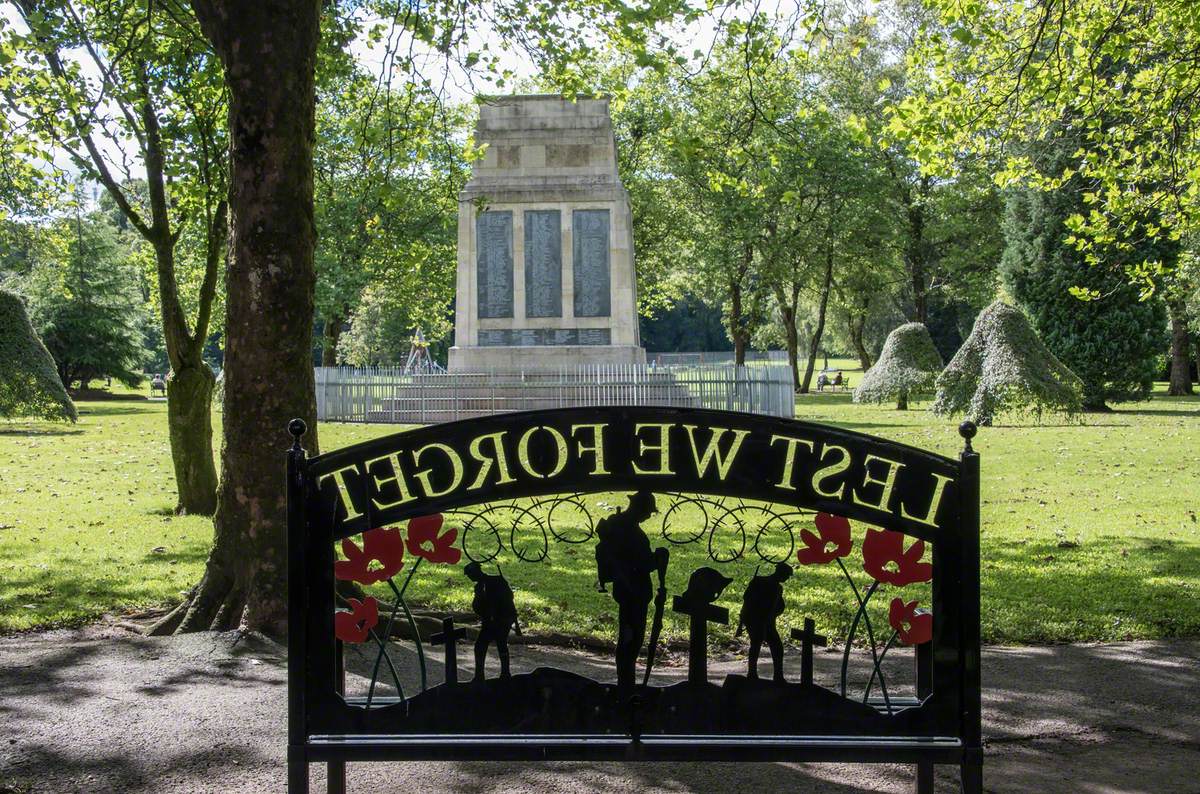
[1,382,1197,645]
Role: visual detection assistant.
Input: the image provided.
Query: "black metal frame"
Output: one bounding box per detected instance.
[286,407,982,792]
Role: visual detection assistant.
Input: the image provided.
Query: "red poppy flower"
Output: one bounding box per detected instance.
[796,512,854,565]
[405,514,460,565]
[334,597,379,643]
[862,528,932,586]
[888,597,932,645]
[334,526,405,584]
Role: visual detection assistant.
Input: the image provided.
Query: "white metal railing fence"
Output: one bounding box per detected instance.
[315,364,795,424]
[648,350,789,367]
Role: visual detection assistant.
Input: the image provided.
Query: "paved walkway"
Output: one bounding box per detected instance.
[1,624,1197,793]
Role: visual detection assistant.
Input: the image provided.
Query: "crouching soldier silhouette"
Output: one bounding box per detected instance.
[465,562,518,682]
[736,561,793,681]
[595,490,669,692]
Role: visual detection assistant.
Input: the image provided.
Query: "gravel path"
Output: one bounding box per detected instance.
[1,623,1197,793]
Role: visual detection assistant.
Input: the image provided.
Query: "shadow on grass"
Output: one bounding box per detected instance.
[75,404,157,417]
[0,539,211,633]
[0,426,84,436]
[979,535,1200,643]
[1111,407,1200,418]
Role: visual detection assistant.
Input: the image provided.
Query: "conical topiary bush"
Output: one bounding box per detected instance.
[854,322,943,410]
[932,300,1082,424]
[0,289,77,421]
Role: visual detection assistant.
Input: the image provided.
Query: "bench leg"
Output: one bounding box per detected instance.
[915,761,934,794]
[327,760,346,794]
[288,746,308,794]
[961,756,982,793]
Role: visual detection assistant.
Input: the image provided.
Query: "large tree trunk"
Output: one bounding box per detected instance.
[799,249,835,393]
[320,308,345,366]
[153,0,321,637]
[903,176,931,324]
[848,309,871,371]
[774,285,801,392]
[167,364,219,514]
[730,279,747,366]
[1167,297,1194,396]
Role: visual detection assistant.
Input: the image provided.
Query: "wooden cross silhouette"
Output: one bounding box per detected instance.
[791,618,827,686]
[672,593,729,685]
[431,616,468,686]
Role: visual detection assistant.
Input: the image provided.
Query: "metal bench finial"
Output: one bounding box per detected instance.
[958,420,977,453]
[288,418,307,451]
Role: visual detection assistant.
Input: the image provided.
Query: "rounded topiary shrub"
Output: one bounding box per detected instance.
[0,289,77,422]
[854,322,943,410]
[932,300,1083,424]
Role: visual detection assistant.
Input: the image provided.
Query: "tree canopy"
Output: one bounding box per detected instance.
[1002,162,1167,410]
[893,0,1200,292]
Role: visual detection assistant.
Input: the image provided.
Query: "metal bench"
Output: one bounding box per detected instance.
[286,407,982,792]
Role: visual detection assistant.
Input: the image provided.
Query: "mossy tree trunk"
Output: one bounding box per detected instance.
[320,307,346,366]
[773,282,803,392]
[152,0,321,636]
[896,389,909,410]
[1167,297,1194,396]
[848,304,872,371]
[21,11,225,515]
[799,246,834,393]
[727,244,754,366]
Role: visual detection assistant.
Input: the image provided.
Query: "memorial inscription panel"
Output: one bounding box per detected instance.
[478,328,612,347]
[477,211,513,318]
[524,210,562,318]
[573,209,611,317]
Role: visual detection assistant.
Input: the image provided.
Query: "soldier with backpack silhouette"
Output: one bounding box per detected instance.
[465,561,518,682]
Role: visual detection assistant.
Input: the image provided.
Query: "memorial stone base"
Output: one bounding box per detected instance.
[449,343,646,371]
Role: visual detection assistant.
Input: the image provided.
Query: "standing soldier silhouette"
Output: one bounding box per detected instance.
[736,561,794,681]
[595,490,668,692]
[465,562,518,682]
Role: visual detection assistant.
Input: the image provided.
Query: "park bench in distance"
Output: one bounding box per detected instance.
[286,407,983,793]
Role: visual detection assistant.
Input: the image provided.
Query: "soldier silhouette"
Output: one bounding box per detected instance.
[595,490,667,692]
[736,561,794,681]
[464,562,518,682]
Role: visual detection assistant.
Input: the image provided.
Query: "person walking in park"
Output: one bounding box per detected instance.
[595,490,668,691]
[464,562,518,682]
[736,561,793,681]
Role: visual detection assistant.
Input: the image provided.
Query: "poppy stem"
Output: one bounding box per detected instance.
[398,557,422,598]
[863,630,899,715]
[858,587,891,713]
[836,558,866,698]
[389,576,428,692]
[836,561,889,709]
[366,590,404,710]
[365,627,405,709]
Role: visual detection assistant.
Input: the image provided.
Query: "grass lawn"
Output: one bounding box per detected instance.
[2,384,1198,647]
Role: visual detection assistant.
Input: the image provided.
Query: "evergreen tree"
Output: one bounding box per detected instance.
[933,300,1083,424]
[854,322,943,410]
[1001,173,1167,410]
[0,290,77,421]
[26,213,146,389]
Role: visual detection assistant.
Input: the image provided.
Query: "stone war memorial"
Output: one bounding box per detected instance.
[312,94,796,424]
[449,95,646,371]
